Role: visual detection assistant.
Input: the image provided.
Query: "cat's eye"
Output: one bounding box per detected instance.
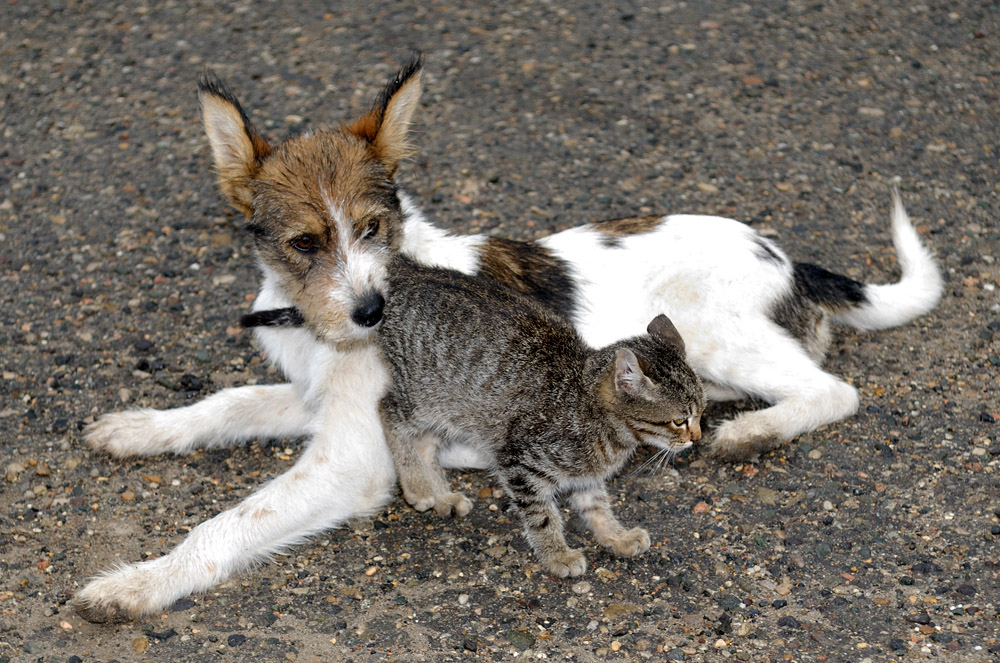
[291,235,317,253]
[671,418,688,427]
[361,218,380,239]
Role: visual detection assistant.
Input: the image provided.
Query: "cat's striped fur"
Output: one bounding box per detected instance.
[376,257,704,577]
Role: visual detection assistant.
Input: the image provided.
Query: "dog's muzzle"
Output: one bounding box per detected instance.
[351,291,385,328]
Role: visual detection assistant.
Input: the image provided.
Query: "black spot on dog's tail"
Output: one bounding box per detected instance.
[241,307,305,329]
[792,263,866,311]
[770,264,868,354]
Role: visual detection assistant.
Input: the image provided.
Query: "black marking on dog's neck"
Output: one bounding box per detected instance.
[753,236,787,267]
[241,307,305,329]
[478,237,579,324]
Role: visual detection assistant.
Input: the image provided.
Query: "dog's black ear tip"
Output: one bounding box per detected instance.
[197,69,235,101]
[396,51,424,82]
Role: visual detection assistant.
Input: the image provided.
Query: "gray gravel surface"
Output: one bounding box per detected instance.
[2,1,998,661]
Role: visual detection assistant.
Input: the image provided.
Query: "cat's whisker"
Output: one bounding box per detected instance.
[631,448,669,477]
[656,447,678,473]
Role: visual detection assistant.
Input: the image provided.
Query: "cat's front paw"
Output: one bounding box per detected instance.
[543,549,587,578]
[434,492,472,518]
[608,527,650,557]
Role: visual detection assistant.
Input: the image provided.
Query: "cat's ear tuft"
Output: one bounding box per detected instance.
[647,314,685,356]
[614,348,649,398]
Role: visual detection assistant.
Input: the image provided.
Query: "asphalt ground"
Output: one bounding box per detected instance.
[1,1,998,661]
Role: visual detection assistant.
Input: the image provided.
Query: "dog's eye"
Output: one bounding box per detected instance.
[361,218,380,240]
[291,235,317,253]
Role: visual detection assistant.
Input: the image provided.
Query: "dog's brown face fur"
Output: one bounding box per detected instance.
[199,57,423,345]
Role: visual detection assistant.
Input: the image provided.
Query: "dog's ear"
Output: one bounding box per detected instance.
[199,72,273,218]
[345,54,423,176]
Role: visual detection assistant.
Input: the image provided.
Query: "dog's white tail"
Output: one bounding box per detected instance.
[833,185,943,330]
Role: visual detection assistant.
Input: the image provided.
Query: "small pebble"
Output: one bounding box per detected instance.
[571,581,592,594]
[955,584,976,597]
[777,616,801,629]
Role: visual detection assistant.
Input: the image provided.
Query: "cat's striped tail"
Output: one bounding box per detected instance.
[831,184,943,330]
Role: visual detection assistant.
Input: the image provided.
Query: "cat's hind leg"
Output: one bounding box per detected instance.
[380,402,471,518]
[705,332,858,461]
[568,483,650,557]
[413,433,472,517]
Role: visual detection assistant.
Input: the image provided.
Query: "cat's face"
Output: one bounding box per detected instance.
[606,315,706,453]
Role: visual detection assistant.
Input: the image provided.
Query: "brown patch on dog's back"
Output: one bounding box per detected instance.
[479,237,578,323]
[591,215,665,248]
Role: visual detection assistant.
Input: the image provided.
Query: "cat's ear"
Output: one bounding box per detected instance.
[647,314,685,356]
[614,348,650,398]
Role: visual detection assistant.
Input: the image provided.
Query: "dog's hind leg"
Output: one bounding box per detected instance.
[84,384,312,458]
[75,349,395,622]
[704,330,859,461]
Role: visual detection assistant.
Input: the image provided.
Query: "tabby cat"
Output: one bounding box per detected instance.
[377,256,706,577]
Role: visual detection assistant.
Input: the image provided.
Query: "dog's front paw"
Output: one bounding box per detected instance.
[433,492,472,518]
[85,410,176,458]
[608,527,651,557]
[543,549,587,578]
[73,564,167,623]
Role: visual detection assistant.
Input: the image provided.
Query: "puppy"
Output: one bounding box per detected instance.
[78,56,941,621]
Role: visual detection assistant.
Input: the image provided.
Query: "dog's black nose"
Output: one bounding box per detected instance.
[351,292,385,328]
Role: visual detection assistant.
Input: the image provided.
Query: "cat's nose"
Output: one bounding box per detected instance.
[689,418,702,442]
[352,291,385,328]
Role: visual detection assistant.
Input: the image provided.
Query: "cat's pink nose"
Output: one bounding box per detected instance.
[689,419,702,442]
